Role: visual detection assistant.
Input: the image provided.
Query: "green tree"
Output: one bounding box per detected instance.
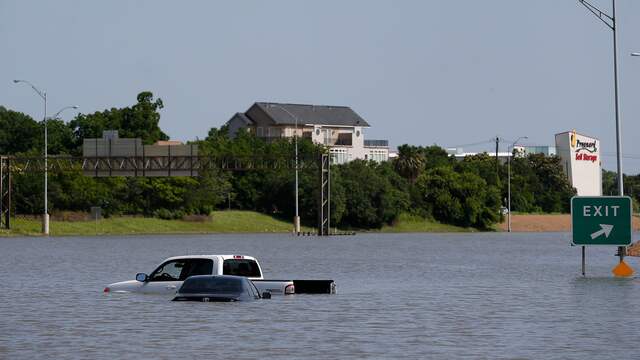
[422,145,453,170]
[394,144,425,182]
[335,160,409,228]
[455,152,501,187]
[416,167,501,228]
[69,91,168,149]
[0,106,41,154]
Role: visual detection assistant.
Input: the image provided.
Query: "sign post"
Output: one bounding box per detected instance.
[571,196,633,276]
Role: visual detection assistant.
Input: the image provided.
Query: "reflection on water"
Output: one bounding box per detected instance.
[1,232,639,359]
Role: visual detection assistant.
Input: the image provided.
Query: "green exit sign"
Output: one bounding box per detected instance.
[571,196,632,246]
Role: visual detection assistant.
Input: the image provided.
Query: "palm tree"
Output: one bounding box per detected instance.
[394,144,425,182]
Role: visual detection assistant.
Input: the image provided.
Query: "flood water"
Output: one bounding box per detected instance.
[1,232,639,359]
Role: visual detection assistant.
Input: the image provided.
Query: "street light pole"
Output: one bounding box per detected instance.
[13,80,48,234]
[578,0,625,261]
[271,105,301,234]
[508,136,527,232]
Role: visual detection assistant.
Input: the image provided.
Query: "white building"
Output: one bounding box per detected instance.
[446,145,556,162]
[555,130,601,196]
[226,102,389,164]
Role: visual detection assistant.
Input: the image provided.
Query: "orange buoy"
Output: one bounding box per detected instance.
[612,260,634,277]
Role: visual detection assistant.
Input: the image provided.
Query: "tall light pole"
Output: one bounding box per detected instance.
[578,0,626,262]
[271,104,301,234]
[508,136,527,232]
[13,79,49,234]
[50,106,79,121]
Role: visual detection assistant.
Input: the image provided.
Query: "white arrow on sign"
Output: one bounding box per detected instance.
[590,224,614,239]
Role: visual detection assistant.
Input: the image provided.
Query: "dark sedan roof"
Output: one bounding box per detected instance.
[178,275,249,294]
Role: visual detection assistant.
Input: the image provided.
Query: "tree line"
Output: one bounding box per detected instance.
[1,92,578,229]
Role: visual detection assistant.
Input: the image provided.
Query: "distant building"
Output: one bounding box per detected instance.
[555,130,601,196]
[446,148,515,163]
[446,144,556,162]
[514,145,556,157]
[226,102,389,164]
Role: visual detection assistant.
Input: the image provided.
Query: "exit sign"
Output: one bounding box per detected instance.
[571,196,632,246]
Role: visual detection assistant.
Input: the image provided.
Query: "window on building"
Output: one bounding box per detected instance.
[322,129,330,145]
[368,150,388,162]
[330,148,349,164]
[257,127,264,137]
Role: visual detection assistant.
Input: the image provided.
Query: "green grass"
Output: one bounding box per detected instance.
[0,211,315,236]
[0,211,476,236]
[380,213,476,233]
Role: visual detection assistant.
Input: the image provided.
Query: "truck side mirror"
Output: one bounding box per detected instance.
[136,273,149,282]
[262,291,272,299]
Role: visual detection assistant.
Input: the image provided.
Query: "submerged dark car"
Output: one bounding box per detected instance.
[172,275,271,302]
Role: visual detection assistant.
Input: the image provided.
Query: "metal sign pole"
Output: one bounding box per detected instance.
[582,246,586,276]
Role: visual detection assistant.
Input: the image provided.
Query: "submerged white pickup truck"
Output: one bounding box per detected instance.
[104,255,336,296]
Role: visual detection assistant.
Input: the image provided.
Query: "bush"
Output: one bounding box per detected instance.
[416,167,501,229]
[153,208,185,220]
[333,160,409,229]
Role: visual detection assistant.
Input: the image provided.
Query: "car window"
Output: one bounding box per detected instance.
[149,260,185,282]
[179,259,213,280]
[223,259,261,277]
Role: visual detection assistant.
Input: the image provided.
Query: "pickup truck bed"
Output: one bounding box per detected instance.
[253,280,336,294]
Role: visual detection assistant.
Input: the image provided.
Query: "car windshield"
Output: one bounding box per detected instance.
[179,277,244,294]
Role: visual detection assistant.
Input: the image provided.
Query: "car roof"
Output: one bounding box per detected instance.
[163,255,257,262]
[181,275,249,287]
[185,275,246,281]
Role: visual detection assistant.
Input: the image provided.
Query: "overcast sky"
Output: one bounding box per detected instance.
[2,1,640,171]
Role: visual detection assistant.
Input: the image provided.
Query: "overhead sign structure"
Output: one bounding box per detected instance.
[571,196,632,246]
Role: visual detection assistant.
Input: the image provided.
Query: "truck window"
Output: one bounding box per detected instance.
[149,260,185,282]
[179,259,213,280]
[223,259,261,277]
[149,259,213,282]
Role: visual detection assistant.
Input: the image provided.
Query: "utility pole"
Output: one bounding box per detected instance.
[508,136,528,232]
[578,0,626,263]
[495,136,500,181]
[13,80,48,234]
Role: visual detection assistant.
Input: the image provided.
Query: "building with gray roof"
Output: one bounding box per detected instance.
[226,102,388,163]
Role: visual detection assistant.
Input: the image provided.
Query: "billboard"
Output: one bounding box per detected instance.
[555,130,602,196]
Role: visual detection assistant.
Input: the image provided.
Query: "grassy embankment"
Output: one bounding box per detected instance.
[0,211,315,236]
[380,213,475,233]
[0,211,472,236]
